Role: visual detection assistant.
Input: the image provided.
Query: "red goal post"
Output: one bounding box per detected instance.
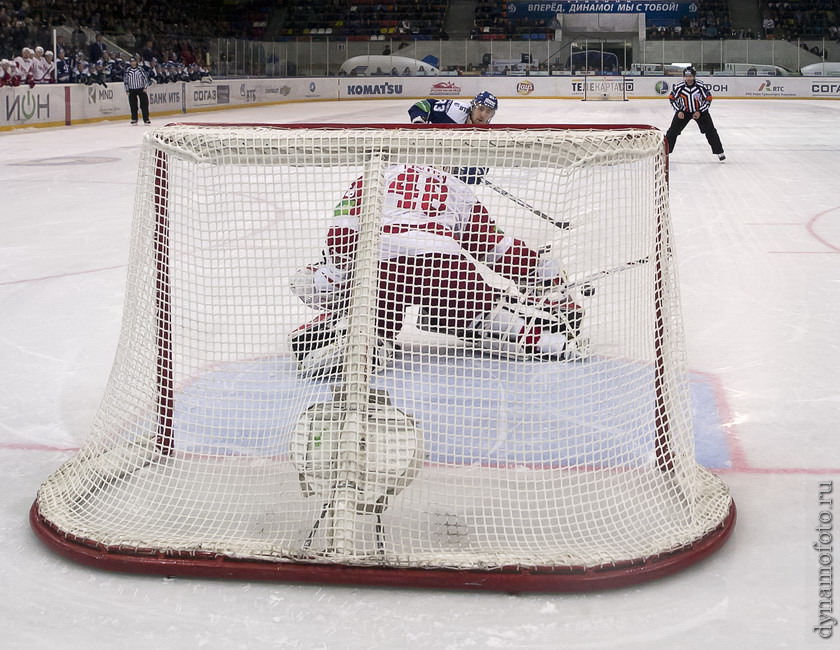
[30,122,734,592]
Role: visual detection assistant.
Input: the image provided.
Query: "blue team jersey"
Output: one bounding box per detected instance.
[408,98,472,124]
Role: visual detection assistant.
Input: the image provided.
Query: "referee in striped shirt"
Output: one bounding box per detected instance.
[666,66,725,161]
[124,57,151,125]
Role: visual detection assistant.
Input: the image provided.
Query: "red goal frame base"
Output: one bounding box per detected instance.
[30,500,735,593]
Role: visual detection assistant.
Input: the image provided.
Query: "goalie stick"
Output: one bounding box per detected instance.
[481,179,571,230]
[568,257,650,296]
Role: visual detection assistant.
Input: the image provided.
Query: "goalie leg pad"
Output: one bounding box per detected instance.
[297,337,395,380]
[289,313,344,364]
[470,301,570,360]
[518,293,588,358]
[290,315,395,379]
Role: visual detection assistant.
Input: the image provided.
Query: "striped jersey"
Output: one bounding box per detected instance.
[668,79,713,113]
[123,66,149,91]
[408,98,471,124]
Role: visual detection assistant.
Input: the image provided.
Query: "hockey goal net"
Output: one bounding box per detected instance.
[582,76,629,101]
[31,123,734,591]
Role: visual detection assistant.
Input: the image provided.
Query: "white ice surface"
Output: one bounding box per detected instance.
[2,97,839,648]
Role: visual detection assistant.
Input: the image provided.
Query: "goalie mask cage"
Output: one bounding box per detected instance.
[31,123,735,592]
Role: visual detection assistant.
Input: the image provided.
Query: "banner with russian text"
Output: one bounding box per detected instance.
[506,1,698,24]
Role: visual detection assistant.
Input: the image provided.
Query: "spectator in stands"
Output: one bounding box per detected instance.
[88,33,106,62]
[765,0,833,41]
[179,42,196,66]
[8,18,27,53]
[55,35,69,58]
[763,15,775,38]
[35,22,50,50]
[71,26,86,53]
[141,40,156,65]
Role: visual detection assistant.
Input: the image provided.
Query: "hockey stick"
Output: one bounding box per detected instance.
[482,179,571,230]
[568,257,650,296]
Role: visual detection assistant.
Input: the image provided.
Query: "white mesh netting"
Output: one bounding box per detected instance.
[32,124,733,588]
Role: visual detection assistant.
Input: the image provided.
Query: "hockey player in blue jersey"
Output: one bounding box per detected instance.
[408,91,499,184]
[408,91,499,125]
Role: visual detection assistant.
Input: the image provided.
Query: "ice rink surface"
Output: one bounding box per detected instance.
[2,96,839,648]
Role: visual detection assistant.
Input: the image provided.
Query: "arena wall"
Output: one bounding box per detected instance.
[2,75,839,130]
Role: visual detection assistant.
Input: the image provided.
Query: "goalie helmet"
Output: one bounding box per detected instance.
[471,91,499,111]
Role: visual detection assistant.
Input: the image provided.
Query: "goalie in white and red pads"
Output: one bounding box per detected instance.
[289,164,585,378]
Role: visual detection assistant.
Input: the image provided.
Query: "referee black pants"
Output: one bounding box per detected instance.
[666,111,723,155]
[128,88,150,122]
